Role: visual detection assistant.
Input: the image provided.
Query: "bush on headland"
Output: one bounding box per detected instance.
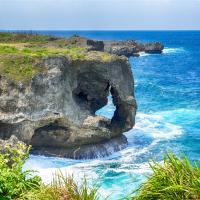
[0,144,200,200]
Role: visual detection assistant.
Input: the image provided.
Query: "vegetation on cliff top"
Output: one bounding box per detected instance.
[0,32,58,43]
[1,143,200,200]
[0,32,118,83]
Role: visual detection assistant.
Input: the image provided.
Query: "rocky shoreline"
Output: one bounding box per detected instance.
[0,33,164,159]
[63,35,164,57]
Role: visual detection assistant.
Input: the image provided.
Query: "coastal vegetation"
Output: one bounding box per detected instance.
[0,145,100,200]
[0,32,117,83]
[1,144,199,200]
[133,152,200,200]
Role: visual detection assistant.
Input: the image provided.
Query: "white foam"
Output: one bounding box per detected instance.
[24,158,100,184]
[139,47,185,57]
[23,109,185,200]
[139,52,150,57]
[133,112,183,140]
[163,47,185,54]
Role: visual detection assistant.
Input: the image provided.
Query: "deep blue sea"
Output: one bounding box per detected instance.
[21,31,200,199]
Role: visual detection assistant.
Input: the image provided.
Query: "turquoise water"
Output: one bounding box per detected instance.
[23,31,200,199]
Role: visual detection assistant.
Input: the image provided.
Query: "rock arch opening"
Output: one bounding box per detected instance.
[95,86,116,119]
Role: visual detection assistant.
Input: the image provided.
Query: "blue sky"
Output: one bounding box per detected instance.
[0,0,200,30]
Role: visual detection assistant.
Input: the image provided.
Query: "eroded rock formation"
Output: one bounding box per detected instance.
[0,33,163,159]
[64,35,164,57]
[104,40,164,57]
[0,54,136,159]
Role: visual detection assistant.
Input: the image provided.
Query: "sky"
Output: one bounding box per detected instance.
[0,0,200,30]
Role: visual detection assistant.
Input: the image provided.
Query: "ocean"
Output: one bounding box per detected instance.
[22,31,200,199]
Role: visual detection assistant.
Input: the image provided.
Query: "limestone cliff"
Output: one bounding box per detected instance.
[0,33,137,158]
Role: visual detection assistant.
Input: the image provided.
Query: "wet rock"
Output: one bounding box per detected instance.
[32,135,128,159]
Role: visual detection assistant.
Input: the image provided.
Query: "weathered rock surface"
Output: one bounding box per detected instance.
[0,54,136,158]
[61,35,164,57]
[144,42,164,54]
[104,40,164,57]
[61,35,104,51]
[64,35,164,57]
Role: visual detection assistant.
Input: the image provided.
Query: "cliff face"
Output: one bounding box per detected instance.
[0,46,136,158]
[0,33,164,158]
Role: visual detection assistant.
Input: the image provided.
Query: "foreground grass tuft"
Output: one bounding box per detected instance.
[0,143,41,200]
[18,173,100,200]
[1,145,200,200]
[0,144,99,200]
[35,171,100,200]
[133,152,200,200]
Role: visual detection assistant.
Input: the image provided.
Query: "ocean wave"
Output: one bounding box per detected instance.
[163,47,185,54]
[132,112,183,140]
[23,108,187,198]
[139,47,185,57]
[139,47,186,57]
[139,52,150,57]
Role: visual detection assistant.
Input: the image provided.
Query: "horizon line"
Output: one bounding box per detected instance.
[1,29,200,32]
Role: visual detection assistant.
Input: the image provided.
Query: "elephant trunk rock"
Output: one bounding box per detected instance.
[0,55,137,159]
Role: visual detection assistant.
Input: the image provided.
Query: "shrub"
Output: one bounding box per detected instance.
[0,142,99,200]
[0,143,41,200]
[34,171,100,200]
[133,152,200,200]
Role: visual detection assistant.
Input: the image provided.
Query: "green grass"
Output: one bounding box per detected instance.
[0,32,118,83]
[17,173,100,200]
[34,172,100,200]
[0,143,100,200]
[0,143,41,200]
[0,55,44,83]
[1,143,200,200]
[0,43,87,83]
[0,32,57,43]
[133,152,200,200]
[0,46,18,54]
[0,43,87,58]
